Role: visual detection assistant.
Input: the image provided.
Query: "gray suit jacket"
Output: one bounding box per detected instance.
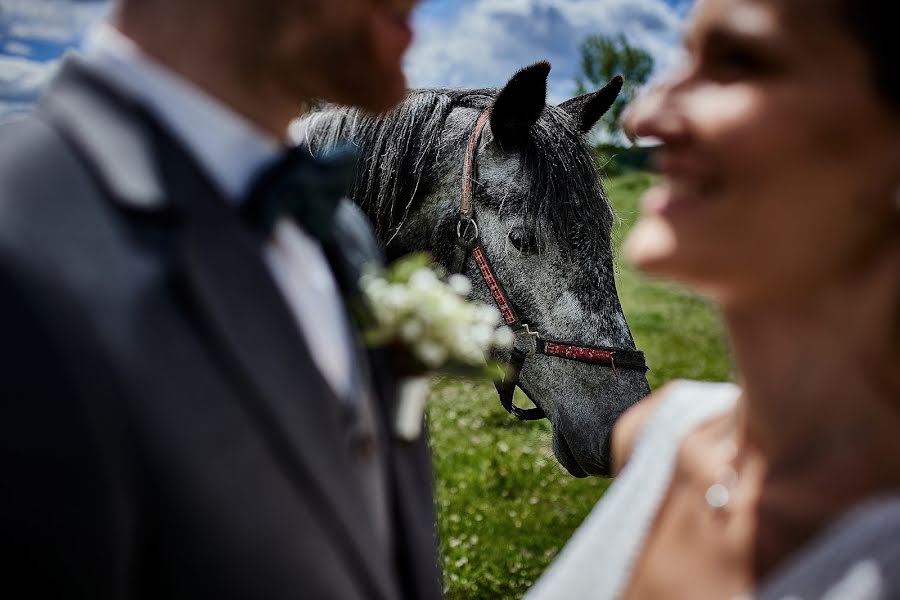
[0,58,441,600]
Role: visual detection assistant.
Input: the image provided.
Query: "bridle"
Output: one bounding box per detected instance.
[452,107,649,421]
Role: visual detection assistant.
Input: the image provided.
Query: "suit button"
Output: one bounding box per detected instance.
[353,432,378,461]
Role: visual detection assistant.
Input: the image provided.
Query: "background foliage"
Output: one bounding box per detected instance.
[575,34,655,140]
[428,171,733,599]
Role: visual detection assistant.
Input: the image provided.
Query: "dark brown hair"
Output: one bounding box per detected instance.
[840,3,900,108]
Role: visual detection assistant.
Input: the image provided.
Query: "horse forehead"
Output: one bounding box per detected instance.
[442,106,484,141]
[438,103,605,217]
[441,103,580,149]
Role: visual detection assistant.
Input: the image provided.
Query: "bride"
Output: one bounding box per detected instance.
[527,0,900,597]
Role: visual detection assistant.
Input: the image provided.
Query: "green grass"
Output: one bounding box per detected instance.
[427,172,734,599]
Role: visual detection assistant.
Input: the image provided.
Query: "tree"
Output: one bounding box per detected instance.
[575,33,654,141]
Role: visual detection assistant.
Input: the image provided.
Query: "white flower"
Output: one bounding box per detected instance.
[384,285,410,311]
[447,274,472,296]
[469,323,495,349]
[474,304,501,326]
[409,267,438,290]
[399,319,423,341]
[493,326,515,349]
[415,341,448,368]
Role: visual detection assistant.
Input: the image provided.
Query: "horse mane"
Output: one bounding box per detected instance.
[294,89,613,254]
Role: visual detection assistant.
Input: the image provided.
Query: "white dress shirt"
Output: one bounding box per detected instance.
[82,25,354,400]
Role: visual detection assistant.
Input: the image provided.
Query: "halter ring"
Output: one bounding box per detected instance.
[456,218,480,245]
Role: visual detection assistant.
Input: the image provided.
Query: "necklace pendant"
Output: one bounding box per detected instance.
[705,463,738,512]
[705,482,731,511]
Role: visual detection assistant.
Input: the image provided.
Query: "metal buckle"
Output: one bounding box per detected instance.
[456,218,479,245]
[515,324,541,357]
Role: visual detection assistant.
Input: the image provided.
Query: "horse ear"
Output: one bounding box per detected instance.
[490,61,551,149]
[559,75,624,134]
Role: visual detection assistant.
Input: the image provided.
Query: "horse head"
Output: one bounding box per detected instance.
[294,62,651,477]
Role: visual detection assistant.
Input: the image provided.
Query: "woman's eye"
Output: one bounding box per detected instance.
[508,230,539,255]
[714,50,765,76]
[701,38,780,82]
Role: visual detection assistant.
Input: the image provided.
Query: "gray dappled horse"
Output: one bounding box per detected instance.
[294,62,651,477]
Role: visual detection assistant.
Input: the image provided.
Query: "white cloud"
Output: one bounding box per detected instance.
[0,0,108,44]
[0,0,109,120]
[0,54,62,120]
[405,0,686,104]
[3,40,32,56]
[8,20,79,44]
[0,54,57,102]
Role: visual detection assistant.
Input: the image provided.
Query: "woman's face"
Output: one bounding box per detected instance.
[624,0,900,308]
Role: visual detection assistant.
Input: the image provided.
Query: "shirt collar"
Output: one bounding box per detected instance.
[82,24,281,203]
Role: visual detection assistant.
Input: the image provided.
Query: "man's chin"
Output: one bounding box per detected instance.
[311,66,406,114]
[344,78,407,114]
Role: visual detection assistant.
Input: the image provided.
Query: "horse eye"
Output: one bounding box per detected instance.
[508,229,539,255]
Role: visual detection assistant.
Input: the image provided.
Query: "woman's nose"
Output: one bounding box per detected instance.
[623,80,687,145]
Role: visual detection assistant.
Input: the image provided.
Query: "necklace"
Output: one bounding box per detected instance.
[705,438,739,512]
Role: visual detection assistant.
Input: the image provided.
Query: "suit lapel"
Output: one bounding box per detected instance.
[40,57,399,600]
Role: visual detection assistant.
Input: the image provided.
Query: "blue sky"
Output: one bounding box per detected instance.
[0,0,692,121]
[407,0,691,102]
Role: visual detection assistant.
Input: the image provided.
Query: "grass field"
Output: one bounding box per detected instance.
[427,172,734,599]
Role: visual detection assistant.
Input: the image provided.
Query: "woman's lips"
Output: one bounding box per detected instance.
[642,176,718,217]
[652,151,710,179]
[645,151,718,217]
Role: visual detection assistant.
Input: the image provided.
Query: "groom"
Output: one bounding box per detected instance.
[0,1,441,599]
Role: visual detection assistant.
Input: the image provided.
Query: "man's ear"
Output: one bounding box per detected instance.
[559,75,624,134]
[490,61,550,149]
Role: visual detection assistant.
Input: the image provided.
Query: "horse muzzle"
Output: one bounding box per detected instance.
[551,424,614,478]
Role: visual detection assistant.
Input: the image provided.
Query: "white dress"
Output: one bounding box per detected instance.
[524,380,900,600]
[524,380,740,600]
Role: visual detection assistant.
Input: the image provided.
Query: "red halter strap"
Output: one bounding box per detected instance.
[472,246,519,327]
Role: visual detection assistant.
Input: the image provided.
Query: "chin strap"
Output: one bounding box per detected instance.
[495,348,544,421]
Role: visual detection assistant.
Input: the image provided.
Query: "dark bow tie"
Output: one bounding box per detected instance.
[241,144,358,242]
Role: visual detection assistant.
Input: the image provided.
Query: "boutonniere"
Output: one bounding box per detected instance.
[359,253,514,440]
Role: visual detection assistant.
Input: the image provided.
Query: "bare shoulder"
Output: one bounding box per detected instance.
[610,382,680,476]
